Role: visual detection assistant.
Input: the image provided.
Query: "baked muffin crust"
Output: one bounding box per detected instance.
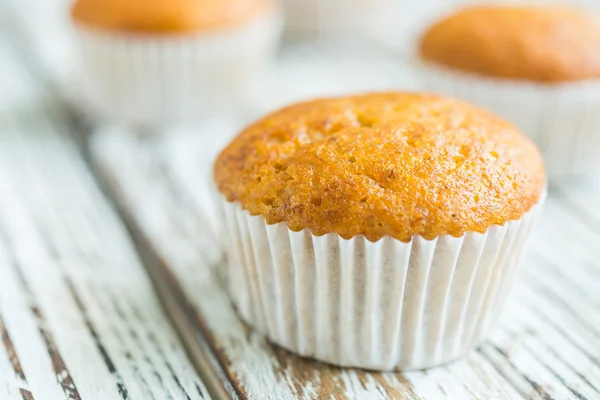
[71,0,269,33]
[214,93,545,242]
[419,5,600,83]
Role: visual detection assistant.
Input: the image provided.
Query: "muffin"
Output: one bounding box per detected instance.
[418,5,600,179]
[71,0,282,128]
[214,92,546,370]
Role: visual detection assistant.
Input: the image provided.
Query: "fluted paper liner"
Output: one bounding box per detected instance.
[221,198,543,371]
[73,10,282,128]
[418,62,600,179]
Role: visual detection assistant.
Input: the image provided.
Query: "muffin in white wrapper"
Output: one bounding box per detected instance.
[73,9,282,128]
[220,198,544,371]
[419,63,600,179]
[214,93,546,370]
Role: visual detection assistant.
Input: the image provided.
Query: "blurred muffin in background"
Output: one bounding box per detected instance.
[71,0,282,128]
[418,5,600,180]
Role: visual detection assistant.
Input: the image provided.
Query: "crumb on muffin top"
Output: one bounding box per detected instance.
[71,0,270,33]
[214,93,545,242]
[419,5,600,83]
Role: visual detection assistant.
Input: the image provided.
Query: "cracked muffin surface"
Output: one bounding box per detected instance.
[214,92,545,242]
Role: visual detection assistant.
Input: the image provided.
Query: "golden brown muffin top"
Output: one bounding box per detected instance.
[214,93,545,242]
[71,0,270,33]
[419,5,600,83]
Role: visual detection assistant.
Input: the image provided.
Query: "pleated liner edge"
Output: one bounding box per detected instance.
[221,197,544,371]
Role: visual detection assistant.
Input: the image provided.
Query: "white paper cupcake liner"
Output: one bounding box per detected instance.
[72,9,282,128]
[418,62,600,179]
[220,196,544,370]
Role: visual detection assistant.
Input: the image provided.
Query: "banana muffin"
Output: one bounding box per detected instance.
[215,92,546,370]
[418,5,600,178]
[420,6,600,83]
[71,0,282,127]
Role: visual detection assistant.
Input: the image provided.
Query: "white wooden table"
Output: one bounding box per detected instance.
[3,3,600,399]
[0,38,211,400]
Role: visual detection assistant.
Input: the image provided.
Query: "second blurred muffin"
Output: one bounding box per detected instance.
[71,0,282,128]
[418,5,600,179]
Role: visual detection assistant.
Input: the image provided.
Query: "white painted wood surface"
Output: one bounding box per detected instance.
[6,0,600,397]
[0,40,212,400]
[89,48,600,398]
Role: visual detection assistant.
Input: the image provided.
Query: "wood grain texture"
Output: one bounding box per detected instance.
[9,0,600,394]
[91,110,600,399]
[9,0,600,397]
[0,40,212,400]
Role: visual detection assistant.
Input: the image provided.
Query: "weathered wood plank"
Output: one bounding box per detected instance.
[0,315,35,400]
[0,39,212,400]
